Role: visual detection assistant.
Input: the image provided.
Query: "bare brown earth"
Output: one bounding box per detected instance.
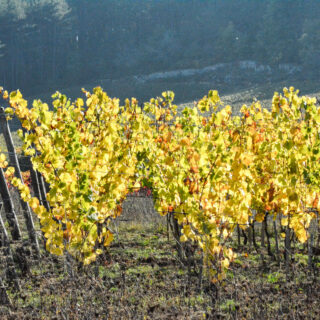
[0,215,318,320]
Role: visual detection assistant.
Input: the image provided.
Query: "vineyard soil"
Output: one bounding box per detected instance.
[2,221,319,320]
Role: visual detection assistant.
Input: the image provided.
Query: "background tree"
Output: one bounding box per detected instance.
[0,0,320,101]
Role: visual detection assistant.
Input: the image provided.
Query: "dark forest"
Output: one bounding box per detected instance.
[1,0,320,102]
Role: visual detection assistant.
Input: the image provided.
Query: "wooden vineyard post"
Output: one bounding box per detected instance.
[317,212,320,248]
[23,158,49,251]
[0,108,40,256]
[237,224,241,246]
[248,222,253,249]
[273,220,280,262]
[308,234,314,272]
[36,171,50,211]
[28,164,41,202]
[0,277,11,307]
[285,227,291,278]
[0,168,21,240]
[264,213,272,256]
[0,204,20,291]
[19,126,50,212]
[22,156,50,212]
[261,220,266,247]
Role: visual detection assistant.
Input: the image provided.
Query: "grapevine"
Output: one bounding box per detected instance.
[1,86,319,276]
